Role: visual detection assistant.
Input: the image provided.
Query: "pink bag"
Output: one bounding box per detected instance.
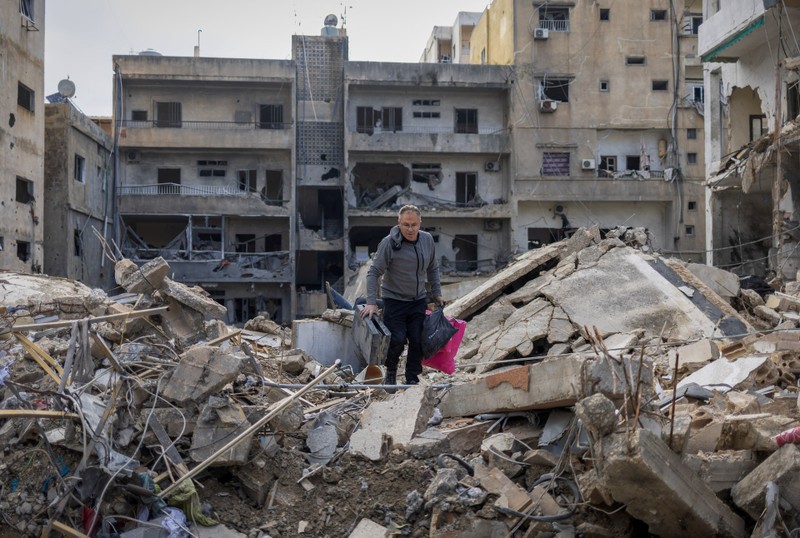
[422,315,466,375]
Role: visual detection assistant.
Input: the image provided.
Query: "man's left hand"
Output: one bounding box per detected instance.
[435,296,444,307]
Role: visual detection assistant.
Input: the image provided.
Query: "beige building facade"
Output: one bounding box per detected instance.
[1,0,45,273]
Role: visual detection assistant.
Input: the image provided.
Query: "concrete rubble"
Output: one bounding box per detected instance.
[1,226,800,536]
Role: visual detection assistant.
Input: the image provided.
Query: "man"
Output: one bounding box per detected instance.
[360,205,442,386]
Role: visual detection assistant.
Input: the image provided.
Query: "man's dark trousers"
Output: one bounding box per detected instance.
[382,297,426,382]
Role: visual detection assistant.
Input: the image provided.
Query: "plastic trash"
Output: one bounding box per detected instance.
[421,308,458,358]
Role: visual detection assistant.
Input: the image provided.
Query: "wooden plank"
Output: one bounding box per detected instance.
[0,410,79,420]
[444,244,560,320]
[12,306,169,331]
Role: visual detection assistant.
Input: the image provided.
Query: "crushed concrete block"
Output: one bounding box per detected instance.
[740,288,765,309]
[194,524,248,538]
[276,349,309,375]
[686,262,740,301]
[717,414,795,451]
[161,277,227,319]
[244,315,281,334]
[190,397,252,465]
[120,257,169,294]
[547,306,575,343]
[473,462,533,512]
[577,468,614,506]
[162,346,244,406]
[407,428,449,459]
[686,421,724,455]
[233,461,276,506]
[425,468,459,500]
[522,449,560,467]
[683,450,757,494]
[438,421,492,454]
[160,297,206,349]
[731,444,800,519]
[601,429,745,537]
[755,305,782,324]
[114,259,138,287]
[105,302,146,335]
[601,332,640,359]
[724,391,761,414]
[348,519,388,538]
[574,393,617,437]
[668,338,719,372]
[348,429,390,461]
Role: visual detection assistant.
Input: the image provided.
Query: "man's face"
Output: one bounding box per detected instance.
[398,212,421,242]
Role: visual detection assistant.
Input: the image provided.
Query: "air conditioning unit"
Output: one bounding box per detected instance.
[533,28,549,40]
[485,160,501,172]
[539,100,558,112]
[581,159,596,170]
[126,150,140,163]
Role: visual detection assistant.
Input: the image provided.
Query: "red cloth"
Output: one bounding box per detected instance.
[422,316,466,375]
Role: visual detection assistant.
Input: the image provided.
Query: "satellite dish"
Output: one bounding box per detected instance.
[57,79,76,98]
[324,14,338,27]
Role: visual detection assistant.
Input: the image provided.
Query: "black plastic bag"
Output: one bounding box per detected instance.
[422,308,458,358]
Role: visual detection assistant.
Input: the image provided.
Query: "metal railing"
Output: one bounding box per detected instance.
[119,183,248,196]
[119,120,291,130]
[538,19,570,32]
[352,124,504,135]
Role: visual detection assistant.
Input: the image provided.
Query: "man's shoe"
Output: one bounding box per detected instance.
[384,370,397,393]
[405,375,419,386]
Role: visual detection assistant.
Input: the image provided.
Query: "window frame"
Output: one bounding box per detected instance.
[687,128,697,140]
[19,0,34,21]
[74,154,86,183]
[650,9,667,21]
[625,56,646,66]
[455,172,478,206]
[599,8,610,21]
[599,155,617,177]
[455,108,479,134]
[687,152,698,165]
[154,101,182,128]
[599,80,610,92]
[259,104,284,129]
[17,82,34,112]
[652,80,669,91]
[15,176,34,204]
[17,240,31,262]
[541,152,571,177]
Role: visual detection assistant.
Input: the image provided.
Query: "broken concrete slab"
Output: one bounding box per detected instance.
[292,318,360,371]
[160,297,206,349]
[161,346,244,406]
[686,262,740,302]
[683,450,757,494]
[190,397,252,465]
[677,355,772,393]
[119,256,169,294]
[601,429,745,537]
[717,414,795,451]
[731,444,800,519]
[161,277,227,319]
[348,519,388,538]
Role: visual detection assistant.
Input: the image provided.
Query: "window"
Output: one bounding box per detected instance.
[413,111,441,118]
[685,225,695,237]
[238,170,257,192]
[263,170,283,205]
[0,237,4,252]
[626,56,646,66]
[131,110,148,122]
[481,48,486,64]
[689,83,705,103]
[453,235,478,271]
[684,14,703,35]
[235,234,256,253]
[455,108,478,134]
[18,82,34,112]
[538,7,570,32]
[412,163,442,189]
[17,240,30,262]
[542,79,570,102]
[455,172,477,206]
[789,82,800,121]
[74,230,83,257]
[750,115,768,141]
[198,160,227,178]
[599,9,610,21]
[626,156,641,170]
[599,156,616,177]
[19,0,34,20]
[412,100,440,106]
[15,176,33,203]
[74,154,85,183]
[155,101,182,128]
[688,200,697,211]
[356,106,403,133]
[259,104,283,129]
[380,107,403,131]
[599,80,609,92]
[687,128,697,140]
[651,10,667,21]
[652,80,668,91]
[542,152,570,176]
[687,152,698,164]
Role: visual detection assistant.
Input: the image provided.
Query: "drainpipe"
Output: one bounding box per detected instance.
[112,65,122,251]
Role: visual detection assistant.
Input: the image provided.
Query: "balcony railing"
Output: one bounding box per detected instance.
[119,183,250,196]
[119,120,291,131]
[352,124,503,135]
[538,19,570,32]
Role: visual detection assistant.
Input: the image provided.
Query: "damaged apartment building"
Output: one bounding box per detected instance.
[701,0,800,280]
[112,1,706,323]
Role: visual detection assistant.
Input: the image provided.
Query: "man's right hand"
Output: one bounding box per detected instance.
[360,304,379,319]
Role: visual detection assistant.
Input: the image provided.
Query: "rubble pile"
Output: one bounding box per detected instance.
[1,227,800,537]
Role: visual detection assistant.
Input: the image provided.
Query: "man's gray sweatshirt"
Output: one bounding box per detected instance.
[366,226,441,304]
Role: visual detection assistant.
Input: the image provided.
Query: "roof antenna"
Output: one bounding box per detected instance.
[194,29,202,57]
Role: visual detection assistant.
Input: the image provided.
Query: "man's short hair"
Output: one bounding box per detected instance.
[398,205,421,218]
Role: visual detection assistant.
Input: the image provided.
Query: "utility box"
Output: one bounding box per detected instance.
[352,304,391,365]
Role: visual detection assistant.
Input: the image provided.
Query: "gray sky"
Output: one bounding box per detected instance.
[44,0,489,117]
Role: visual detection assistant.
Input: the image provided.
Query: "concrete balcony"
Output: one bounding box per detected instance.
[515,177,676,203]
[698,0,787,62]
[118,184,291,216]
[119,120,293,150]
[348,202,512,219]
[347,127,509,154]
[127,252,293,283]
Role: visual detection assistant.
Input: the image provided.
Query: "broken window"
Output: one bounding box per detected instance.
[131,110,148,122]
[688,200,697,211]
[541,152,570,177]
[455,108,478,134]
[625,156,641,170]
[599,156,616,177]
[788,83,800,122]
[411,163,443,190]
[238,170,257,193]
[688,81,704,103]
[749,115,767,141]
[455,172,477,206]
[74,229,83,257]
[683,14,703,35]
[687,128,697,140]
[18,82,34,112]
[15,176,34,203]
[652,80,668,91]
[235,234,256,253]
[259,104,284,129]
[650,10,667,21]
[233,298,258,324]
[528,227,570,249]
[356,106,403,133]
[541,79,570,102]
[157,168,181,194]
[74,154,85,183]
[19,0,34,20]
[625,56,645,66]
[264,234,282,251]
[17,240,30,262]
[263,170,283,205]
[599,9,609,21]
[538,7,570,32]
[155,101,182,128]
[452,235,478,271]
